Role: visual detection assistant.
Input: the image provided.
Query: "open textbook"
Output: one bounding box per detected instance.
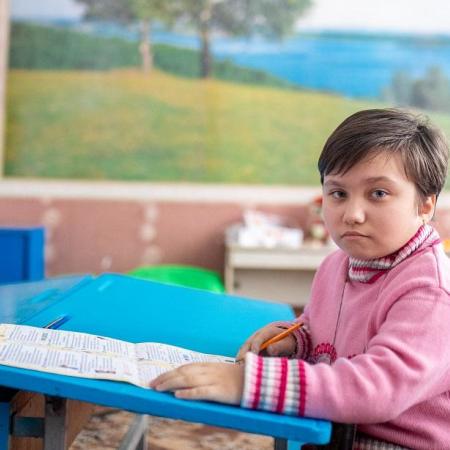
[0,324,235,389]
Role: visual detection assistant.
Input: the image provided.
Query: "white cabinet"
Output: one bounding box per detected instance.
[225,244,335,307]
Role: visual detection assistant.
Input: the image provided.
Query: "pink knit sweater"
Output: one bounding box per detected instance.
[241,238,450,449]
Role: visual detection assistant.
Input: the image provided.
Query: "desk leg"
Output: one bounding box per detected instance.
[0,387,17,450]
[274,437,287,450]
[44,396,68,450]
[118,414,148,450]
[0,401,10,449]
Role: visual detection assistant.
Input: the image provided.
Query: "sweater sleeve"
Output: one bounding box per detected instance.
[241,288,450,423]
[241,351,307,415]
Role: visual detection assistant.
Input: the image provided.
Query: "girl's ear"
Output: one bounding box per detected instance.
[419,194,437,223]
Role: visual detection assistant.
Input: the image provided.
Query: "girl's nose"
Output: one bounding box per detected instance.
[343,201,365,225]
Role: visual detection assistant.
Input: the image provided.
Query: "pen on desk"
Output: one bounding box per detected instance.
[44,315,71,330]
[235,322,303,364]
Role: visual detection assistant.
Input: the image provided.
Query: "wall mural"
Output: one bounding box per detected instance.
[5,0,450,185]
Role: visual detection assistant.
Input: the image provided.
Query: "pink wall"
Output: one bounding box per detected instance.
[1,181,449,279]
[0,183,312,277]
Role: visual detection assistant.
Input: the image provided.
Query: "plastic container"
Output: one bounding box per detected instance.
[127,265,225,293]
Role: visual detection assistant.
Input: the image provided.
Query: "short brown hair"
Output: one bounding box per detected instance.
[318,109,449,199]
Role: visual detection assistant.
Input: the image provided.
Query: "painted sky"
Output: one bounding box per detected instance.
[296,0,450,35]
[10,0,85,19]
[10,0,450,35]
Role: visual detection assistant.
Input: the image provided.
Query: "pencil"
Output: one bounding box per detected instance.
[234,321,303,364]
[259,322,303,352]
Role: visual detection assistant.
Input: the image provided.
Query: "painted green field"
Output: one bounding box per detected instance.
[6,69,450,185]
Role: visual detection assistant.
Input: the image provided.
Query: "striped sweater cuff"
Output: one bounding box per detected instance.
[271,321,312,360]
[241,352,307,416]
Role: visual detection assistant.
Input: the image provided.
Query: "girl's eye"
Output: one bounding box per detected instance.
[372,190,388,199]
[330,190,346,199]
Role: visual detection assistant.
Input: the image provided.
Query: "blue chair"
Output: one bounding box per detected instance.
[0,227,45,284]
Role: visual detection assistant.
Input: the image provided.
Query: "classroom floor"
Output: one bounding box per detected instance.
[69,406,273,450]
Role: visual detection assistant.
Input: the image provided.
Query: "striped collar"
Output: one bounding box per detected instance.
[348,225,440,283]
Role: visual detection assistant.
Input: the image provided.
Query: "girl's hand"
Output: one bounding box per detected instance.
[236,323,296,361]
[150,362,244,405]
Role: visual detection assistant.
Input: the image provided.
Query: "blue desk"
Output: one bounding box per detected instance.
[0,274,332,449]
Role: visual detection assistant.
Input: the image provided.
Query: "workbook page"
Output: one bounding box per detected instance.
[136,342,235,387]
[0,340,141,385]
[0,324,135,358]
[0,324,141,384]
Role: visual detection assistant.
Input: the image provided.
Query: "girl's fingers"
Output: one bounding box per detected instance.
[266,340,293,356]
[174,385,215,400]
[236,330,263,359]
[153,373,212,392]
[152,362,245,405]
[150,363,207,390]
[248,328,280,353]
[236,341,252,360]
[237,326,288,359]
[174,382,238,404]
[235,342,249,358]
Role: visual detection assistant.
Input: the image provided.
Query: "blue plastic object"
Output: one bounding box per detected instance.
[127,265,225,293]
[0,227,45,283]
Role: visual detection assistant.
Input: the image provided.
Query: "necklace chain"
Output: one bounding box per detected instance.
[332,282,346,348]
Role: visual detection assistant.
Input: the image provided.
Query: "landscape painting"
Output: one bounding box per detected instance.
[5,0,450,185]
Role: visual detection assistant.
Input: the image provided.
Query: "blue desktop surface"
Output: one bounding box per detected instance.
[0,274,331,444]
[0,274,89,325]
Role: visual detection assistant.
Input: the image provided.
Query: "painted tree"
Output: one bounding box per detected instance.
[76,0,311,77]
[411,66,450,112]
[75,0,180,73]
[178,0,312,78]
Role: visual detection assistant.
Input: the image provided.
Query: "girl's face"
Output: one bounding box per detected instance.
[322,151,435,260]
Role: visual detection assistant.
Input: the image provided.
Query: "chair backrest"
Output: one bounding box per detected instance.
[0,227,45,284]
[316,423,356,450]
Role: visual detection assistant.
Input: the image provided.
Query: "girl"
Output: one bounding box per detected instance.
[151,109,450,449]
